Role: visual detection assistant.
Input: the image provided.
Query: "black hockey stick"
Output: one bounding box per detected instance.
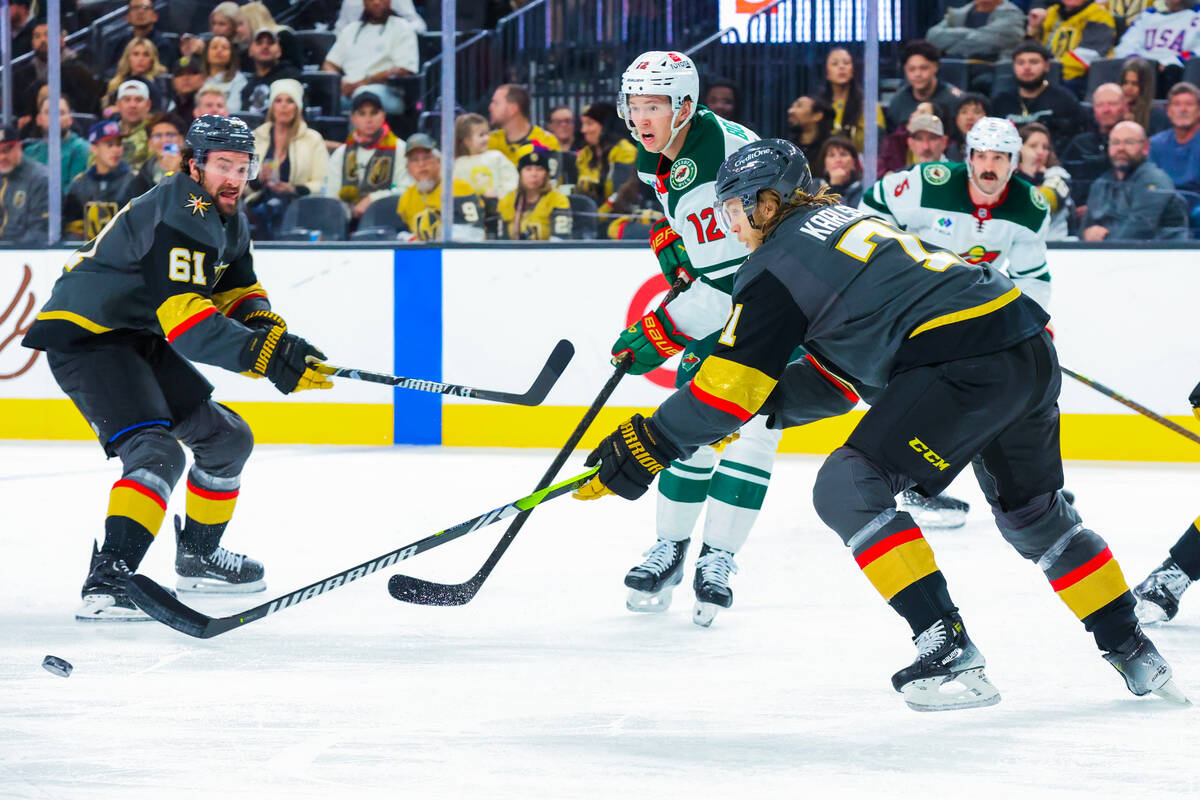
[312,339,574,406]
[125,466,598,639]
[1060,365,1200,447]
[387,278,689,607]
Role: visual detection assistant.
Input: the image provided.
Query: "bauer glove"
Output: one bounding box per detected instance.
[649,218,694,284]
[1190,380,1200,421]
[611,308,691,375]
[574,414,682,501]
[245,325,333,394]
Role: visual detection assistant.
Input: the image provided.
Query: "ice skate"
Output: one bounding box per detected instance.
[175,517,265,594]
[1133,558,1192,625]
[692,544,737,628]
[624,538,689,612]
[76,542,152,622]
[891,613,1000,712]
[899,490,969,529]
[1103,628,1190,705]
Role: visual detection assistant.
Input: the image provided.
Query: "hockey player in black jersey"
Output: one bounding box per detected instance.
[576,138,1187,710]
[23,115,333,622]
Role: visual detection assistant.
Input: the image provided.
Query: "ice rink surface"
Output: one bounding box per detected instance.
[2,441,1199,799]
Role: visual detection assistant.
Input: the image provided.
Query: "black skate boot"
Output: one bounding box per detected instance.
[692,544,738,628]
[899,490,969,529]
[77,542,152,622]
[1103,627,1190,704]
[891,613,1000,711]
[1133,558,1193,625]
[174,516,266,594]
[624,538,689,613]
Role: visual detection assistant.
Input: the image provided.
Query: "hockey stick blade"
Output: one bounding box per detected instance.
[1061,365,1200,447]
[125,466,598,638]
[313,339,573,405]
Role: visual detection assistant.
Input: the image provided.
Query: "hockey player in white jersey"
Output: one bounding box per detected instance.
[860,116,1052,528]
[608,51,784,627]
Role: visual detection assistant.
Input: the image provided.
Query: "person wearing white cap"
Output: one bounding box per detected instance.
[246,79,330,238]
[114,79,155,171]
[906,112,949,165]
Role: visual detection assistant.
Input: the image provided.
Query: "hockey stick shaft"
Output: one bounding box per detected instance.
[125,466,599,639]
[387,278,689,607]
[312,339,573,405]
[1060,365,1200,447]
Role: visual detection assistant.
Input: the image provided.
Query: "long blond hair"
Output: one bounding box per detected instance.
[756,185,841,239]
[237,2,279,42]
[107,37,167,95]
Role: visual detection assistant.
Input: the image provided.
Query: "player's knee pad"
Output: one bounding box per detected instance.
[993,491,1085,563]
[813,446,905,542]
[113,425,186,492]
[177,401,254,478]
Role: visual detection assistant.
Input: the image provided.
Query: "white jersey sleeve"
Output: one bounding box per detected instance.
[859,168,927,230]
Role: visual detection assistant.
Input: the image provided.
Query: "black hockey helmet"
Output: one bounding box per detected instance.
[185,114,260,179]
[713,138,816,230]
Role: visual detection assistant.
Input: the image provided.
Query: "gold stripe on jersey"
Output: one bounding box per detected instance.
[908,287,1021,339]
[690,355,778,420]
[213,282,268,317]
[34,310,114,335]
[156,292,219,342]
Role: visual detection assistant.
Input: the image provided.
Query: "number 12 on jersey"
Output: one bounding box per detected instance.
[686,208,725,244]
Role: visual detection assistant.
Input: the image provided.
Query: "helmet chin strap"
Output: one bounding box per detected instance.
[660,103,695,155]
[967,153,1015,201]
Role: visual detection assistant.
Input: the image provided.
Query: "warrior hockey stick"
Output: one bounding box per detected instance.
[312,338,574,406]
[387,278,689,607]
[125,466,599,638]
[1060,365,1200,447]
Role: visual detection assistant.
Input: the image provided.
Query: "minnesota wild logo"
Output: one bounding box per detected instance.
[923,163,951,186]
[1029,185,1049,210]
[681,352,701,371]
[670,158,698,190]
[958,244,1000,265]
[185,193,211,217]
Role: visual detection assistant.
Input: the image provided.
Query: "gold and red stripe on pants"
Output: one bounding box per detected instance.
[186,479,239,526]
[107,479,168,536]
[1048,547,1130,620]
[854,527,940,601]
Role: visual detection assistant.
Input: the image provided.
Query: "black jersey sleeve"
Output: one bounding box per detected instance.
[212,239,273,325]
[651,269,809,453]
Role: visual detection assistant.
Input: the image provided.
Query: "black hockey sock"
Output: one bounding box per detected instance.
[1168,517,1200,581]
[1083,593,1139,653]
[888,572,957,636]
[101,517,155,571]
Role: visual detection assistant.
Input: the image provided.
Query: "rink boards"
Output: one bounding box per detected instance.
[2,245,1197,461]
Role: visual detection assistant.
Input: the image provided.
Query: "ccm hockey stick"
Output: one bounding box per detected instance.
[387,278,689,607]
[312,339,574,405]
[1060,365,1200,447]
[125,466,598,639]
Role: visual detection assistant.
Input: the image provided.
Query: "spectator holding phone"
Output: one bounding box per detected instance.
[137,112,186,185]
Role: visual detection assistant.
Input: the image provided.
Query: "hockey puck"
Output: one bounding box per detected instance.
[42,655,73,678]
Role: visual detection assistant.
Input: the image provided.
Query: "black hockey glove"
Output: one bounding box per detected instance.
[574,414,682,501]
[245,325,333,394]
[1190,380,1200,421]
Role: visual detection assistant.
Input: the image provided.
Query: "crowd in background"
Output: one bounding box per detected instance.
[3,0,1200,242]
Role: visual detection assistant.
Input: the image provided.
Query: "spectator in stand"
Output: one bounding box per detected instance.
[242,29,302,116]
[1081,119,1187,239]
[209,2,240,39]
[103,38,168,111]
[25,96,90,196]
[1151,82,1200,207]
[137,112,185,185]
[1121,57,1170,136]
[885,40,961,132]
[453,112,517,220]
[194,85,229,118]
[1114,0,1200,90]
[1107,0,1150,38]
[203,35,247,114]
[236,3,304,69]
[488,84,562,180]
[497,147,572,241]
[945,93,990,161]
[0,123,48,243]
[15,23,104,118]
[246,79,330,239]
[395,133,485,242]
[574,102,637,212]
[813,135,864,207]
[64,120,149,241]
[324,91,409,223]
[878,103,947,174]
[1027,0,1116,97]
[991,41,1084,153]
[9,0,35,58]
[925,0,1026,61]
[1018,122,1075,240]
[112,79,155,172]
[322,0,419,115]
[786,95,834,163]
[335,0,428,34]
[1061,82,1129,199]
[106,0,178,73]
[703,77,741,123]
[546,105,581,185]
[168,57,207,122]
[818,47,885,152]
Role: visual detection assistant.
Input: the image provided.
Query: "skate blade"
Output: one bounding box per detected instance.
[693,600,720,628]
[1133,598,1171,626]
[176,576,266,594]
[626,586,675,613]
[1152,679,1192,706]
[900,668,1001,712]
[75,595,152,622]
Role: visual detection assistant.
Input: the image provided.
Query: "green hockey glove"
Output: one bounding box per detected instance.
[650,218,694,284]
[611,307,691,375]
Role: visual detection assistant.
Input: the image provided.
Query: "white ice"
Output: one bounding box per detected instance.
[2,442,1199,798]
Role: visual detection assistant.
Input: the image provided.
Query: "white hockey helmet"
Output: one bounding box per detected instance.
[618,50,700,151]
[965,116,1022,190]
